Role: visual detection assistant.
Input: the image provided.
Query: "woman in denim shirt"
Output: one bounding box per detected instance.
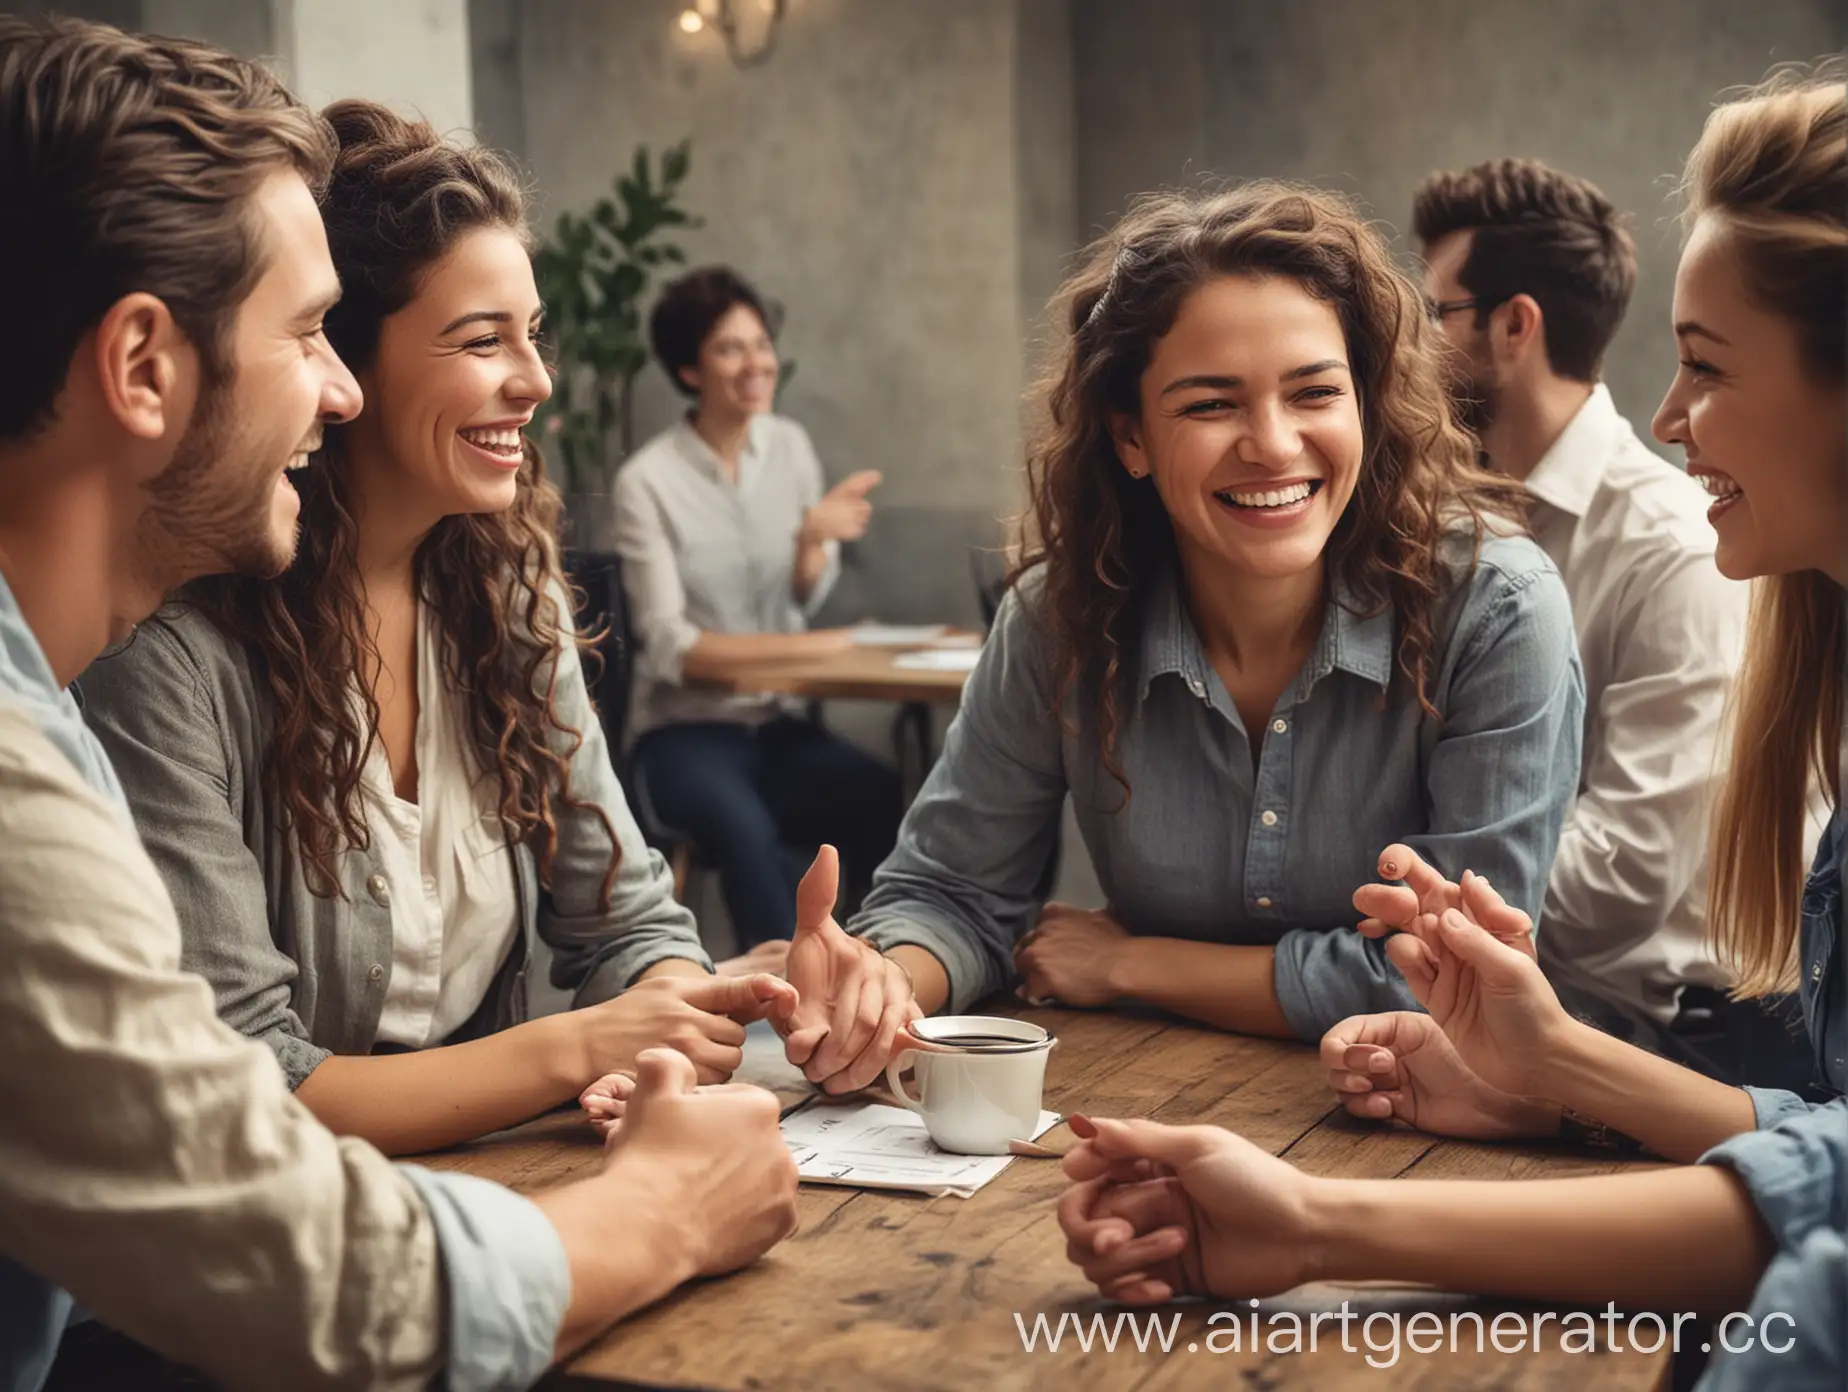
[1059,70,1845,1390]
[769,182,1583,1096]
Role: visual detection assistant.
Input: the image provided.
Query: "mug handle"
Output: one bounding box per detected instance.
[883,1048,925,1113]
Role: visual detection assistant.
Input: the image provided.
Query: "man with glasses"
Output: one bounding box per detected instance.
[1378,159,1803,1092]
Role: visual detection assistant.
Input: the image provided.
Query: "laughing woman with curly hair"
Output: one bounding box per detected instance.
[77,100,791,1156]
[780,181,1585,1095]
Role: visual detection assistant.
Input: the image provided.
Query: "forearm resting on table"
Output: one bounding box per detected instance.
[680,629,843,682]
[534,1177,700,1362]
[1540,1018,1761,1162]
[888,944,952,1016]
[1109,939,1295,1038]
[295,1013,585,1156]
[1318,1164,1773,1315]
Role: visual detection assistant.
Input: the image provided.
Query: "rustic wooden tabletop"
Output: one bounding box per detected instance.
[427,1003,1673,1392]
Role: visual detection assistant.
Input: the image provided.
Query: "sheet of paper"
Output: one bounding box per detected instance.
[849,623,948,647]
[781,1102,1060,1197]
[892,648,982,672]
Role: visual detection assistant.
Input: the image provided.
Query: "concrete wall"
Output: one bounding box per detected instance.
[486,0,1078,630]
[279,0,473,137]
[1075,0,1846,447]
[13,0,474,133]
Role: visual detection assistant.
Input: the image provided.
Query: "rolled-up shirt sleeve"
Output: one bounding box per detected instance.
[401,1167,570,1392]
[851,584,1067,1011]
[1698,1099,1846,1389]
[612,466,703,686]
[1271,555,1585,1041]
[1272,930,1419,1042]
[0,706,568,1391]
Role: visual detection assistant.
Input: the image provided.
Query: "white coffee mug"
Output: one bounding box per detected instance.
[883,1015,1056,1155]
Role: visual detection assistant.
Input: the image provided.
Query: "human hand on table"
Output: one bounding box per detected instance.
[1354,846,1574,1099]
[597,1049,799,1277]
[573,970,799,1091]
[1057,1115,1326,1304]
[779,844,923,1094]
[1013,903,1130,1008]
[1321,1011,1560,1141]
[800,469,882,544]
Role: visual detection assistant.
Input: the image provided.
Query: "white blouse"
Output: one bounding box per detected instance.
[361,603,522,1049]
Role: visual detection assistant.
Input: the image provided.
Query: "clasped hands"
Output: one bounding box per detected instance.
[1321,842,1580,1141]
[581,843,925,1132]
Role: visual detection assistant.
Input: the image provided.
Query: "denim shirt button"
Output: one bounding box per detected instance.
[1270,718,1288,734]
[366,872,391,907]
[1260,809,1279,828]
[1256,896,1273,909]
[367,964,385,983]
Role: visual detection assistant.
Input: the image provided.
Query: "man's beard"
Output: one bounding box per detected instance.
[135,378,305,593]
[1448,367,1498,439]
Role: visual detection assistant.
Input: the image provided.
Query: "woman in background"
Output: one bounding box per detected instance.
[614,266,901,950]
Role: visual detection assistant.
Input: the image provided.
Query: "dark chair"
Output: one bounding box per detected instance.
[970,546,1009,630]
[562,548,699,900]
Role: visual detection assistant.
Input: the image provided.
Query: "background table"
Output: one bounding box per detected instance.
[429,1005,1675,1392]
[703,634,980,791]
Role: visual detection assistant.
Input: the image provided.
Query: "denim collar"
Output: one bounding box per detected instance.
[1137,562,1394,705]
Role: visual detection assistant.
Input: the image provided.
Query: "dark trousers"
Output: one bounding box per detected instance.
[1560,981,1832,1101]
[631,717,903,947]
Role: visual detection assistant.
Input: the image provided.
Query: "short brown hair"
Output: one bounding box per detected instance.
[0,15,334,440]
[649,266,776,397]
[1412,158,1636,382]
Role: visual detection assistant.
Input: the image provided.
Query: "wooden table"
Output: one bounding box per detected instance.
[709,637,980,707]
[703,634,981,790]
[429,1006,1674,1392]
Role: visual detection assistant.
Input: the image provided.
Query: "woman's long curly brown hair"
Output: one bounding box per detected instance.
[1017,181,1528,790]
[187,99,619,905]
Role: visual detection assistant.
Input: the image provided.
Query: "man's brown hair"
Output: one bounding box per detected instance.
[0,15,334,440]
[1411,157,1636,382]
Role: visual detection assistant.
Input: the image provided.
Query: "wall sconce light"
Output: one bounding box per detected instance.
[675,0,786,69]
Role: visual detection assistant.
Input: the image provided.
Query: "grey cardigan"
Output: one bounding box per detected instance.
[77,598,711,1090]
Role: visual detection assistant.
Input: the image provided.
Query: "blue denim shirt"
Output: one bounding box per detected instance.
[854,533,1585,1040]
[0,572,567,1392]
[1699,805,1846,1390]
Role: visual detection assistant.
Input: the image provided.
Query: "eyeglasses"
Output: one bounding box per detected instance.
[1424,294,1506,324]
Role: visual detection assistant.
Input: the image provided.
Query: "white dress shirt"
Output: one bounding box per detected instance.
[361,603,522,1049]
[611,413,839,738]
[1524,385,1749,1025]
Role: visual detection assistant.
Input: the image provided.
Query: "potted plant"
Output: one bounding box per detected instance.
[532,139,701,547]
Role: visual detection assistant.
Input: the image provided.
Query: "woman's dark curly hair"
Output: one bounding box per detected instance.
[187,98,620,905]
[1018,181,1528,791]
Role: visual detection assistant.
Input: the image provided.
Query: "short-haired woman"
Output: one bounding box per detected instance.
[614,266,902,951]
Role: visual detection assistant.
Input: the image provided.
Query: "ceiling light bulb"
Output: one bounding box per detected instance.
[677,9,704,34]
